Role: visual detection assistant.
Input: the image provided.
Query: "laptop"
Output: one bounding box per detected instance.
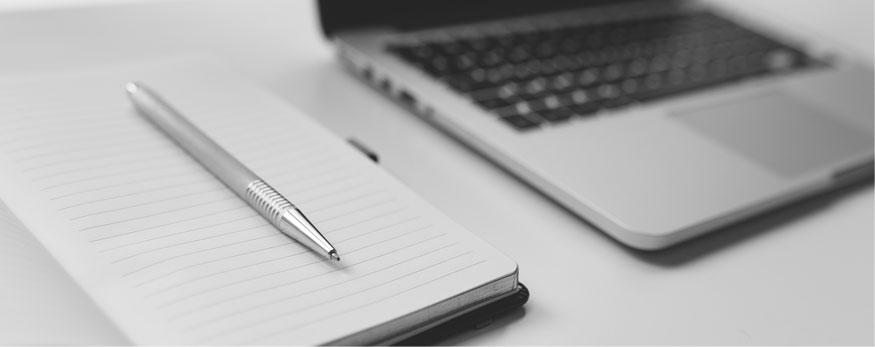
[318,0,874,250]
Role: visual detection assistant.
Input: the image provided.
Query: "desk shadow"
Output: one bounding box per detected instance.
[623,178,873,267]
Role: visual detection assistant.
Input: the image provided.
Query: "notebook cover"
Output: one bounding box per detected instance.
[395,283,529,345]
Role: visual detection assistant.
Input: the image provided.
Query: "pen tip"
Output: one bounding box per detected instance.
[330,251,340,262]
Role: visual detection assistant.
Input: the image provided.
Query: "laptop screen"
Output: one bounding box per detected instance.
[318,0,643,37]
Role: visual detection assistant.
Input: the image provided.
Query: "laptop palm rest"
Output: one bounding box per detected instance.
[673,91,872,178]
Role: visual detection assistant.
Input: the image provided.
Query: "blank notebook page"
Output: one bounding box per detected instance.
[0,56,516,345]
[0,201,128,345]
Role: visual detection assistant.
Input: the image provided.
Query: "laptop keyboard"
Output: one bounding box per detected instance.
[388,11,815,131]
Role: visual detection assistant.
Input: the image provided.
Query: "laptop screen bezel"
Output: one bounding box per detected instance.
[318,0,647,37]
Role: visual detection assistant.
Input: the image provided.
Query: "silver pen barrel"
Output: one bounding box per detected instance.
[126,82,339,261]
[246,179,338,260]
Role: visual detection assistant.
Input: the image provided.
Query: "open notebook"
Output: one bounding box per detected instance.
[0,56,522,345]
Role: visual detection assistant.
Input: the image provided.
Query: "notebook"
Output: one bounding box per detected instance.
[0,56,523,345]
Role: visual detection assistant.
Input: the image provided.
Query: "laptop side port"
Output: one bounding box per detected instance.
[378,78,392,93]
[336,48,428,119]
[398,90,417,108]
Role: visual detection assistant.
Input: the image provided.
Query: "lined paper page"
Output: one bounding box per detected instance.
[0,56,516,345]
[0,200,128,344]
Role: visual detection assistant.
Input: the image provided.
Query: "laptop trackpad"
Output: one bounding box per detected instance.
[673,91,871,177]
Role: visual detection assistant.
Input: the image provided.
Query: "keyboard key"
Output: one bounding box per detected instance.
[551,72,576,91]
[601,96,635,110]
[481,49,506,67]
[438,41,464,55]
[539,108,574,123]
[470,84,512,101]
[444,74,488,93]
[577,68,601,87]
[528,95,566,112]
[486,65,516,84]
[627,59,648,77]
[387,10,815,132]
[603,63,625,81]
[571,103,602,116]
[500,114,541,130]
[476,97,518,110]
[521,77,549,99]
[620,78,641,94]
[424,55,451,76]
[508,46,532,63]
[494,102,531,118]
[597,83,621,99]
[454,53,478,71]
[465,37,492,51]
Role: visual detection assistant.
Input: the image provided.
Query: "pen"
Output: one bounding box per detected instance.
[125,82,340,261]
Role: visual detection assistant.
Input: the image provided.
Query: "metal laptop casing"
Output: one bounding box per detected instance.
[328,0,874,249]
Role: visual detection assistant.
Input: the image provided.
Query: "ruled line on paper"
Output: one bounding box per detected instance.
[270,171,367,199]
[241,258,486,345]
[26,149,174,178]
[131,241,297,289]
[121,233,288,278]
[202,249,480,344]
[245,149,342,175]
[97,214,261,253]
[86,205,250,242]
[164,228,444,323]
[183,111,309,139]
[310,199,397,224]
[56,175,208,208]
[159,223,439,309]
[68,188,228,221]
[0,200,132,343]
[33,155,184,184]
[265,172,362,199]
[233,143,329,166]
[290,179,375,207]
[142,249,315,300]
[0,113,133,146]
[311,204,404,229]
[109,222,269,264]
[305,189,385,214]
[257,161,350,185]
[39,164,191,190]
[210,128,318,154]
[9,129,154,162]
[177,236,454,330]
[319,207,409,235]
[136,215,424,297]
[330,216,423,245]
[62,169,361,217]
[48,170,197,201]
[77,196,239,232]
[113,230,282,267]
[128,207,424,293]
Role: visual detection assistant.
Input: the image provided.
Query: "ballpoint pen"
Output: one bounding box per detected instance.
[125,82,340,261]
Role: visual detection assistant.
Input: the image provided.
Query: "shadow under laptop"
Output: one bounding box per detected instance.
[622,177,873,267]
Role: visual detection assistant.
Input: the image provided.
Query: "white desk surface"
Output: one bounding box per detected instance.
[0,0,871,345]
